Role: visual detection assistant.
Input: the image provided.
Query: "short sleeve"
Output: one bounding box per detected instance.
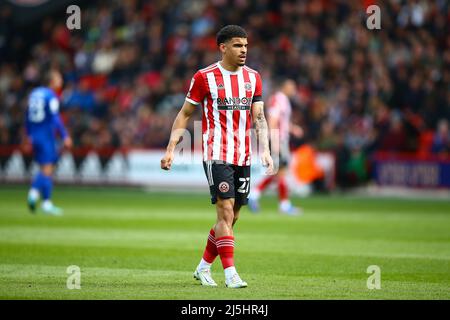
[49,97,60,114]
[252,72,263,103]
[186,71,206,105]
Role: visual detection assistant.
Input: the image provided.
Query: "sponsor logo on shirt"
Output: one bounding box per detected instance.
[217,97,251,111]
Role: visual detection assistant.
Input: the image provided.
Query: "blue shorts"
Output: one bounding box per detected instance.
[32,139,58,165]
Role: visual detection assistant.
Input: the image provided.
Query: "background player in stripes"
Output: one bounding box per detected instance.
[248,79,304,215]
[25,69,72,215]
[161,25,274,288]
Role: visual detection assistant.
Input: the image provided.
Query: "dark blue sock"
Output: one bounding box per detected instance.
[31,172,46,195]
[41,174,53,201]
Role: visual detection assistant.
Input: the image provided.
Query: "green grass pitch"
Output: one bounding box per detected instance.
[0,185,449,299]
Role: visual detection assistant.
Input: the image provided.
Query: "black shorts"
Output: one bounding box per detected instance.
[203,160,251,205]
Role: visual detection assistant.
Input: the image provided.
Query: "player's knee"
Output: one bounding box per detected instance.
[217,199,234,224]
[218,198,234,212]
[41,165,53,176]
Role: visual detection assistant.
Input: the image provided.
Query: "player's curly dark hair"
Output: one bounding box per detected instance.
[216,25,247,46]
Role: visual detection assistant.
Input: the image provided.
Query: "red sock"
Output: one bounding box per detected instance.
[257,175,275,192]
[216,236,235,269]
[278,176,288,201]
[202,228,218,263]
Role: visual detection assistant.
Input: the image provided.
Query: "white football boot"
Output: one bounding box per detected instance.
[27,188,40,214]
[193,268,218,287]
[41,200,63,216]
[225,273,248,288]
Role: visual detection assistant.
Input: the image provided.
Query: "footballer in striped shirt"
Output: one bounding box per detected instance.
[161,25,274,288]
[249,79,304,216]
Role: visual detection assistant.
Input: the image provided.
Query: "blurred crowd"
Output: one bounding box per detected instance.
[0,0,449,186]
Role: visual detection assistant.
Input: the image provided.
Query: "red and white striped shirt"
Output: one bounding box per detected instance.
[267,91,292,141]
[186,62,263,166]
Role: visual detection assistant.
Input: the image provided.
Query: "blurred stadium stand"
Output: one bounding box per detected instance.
[0,0,449,191]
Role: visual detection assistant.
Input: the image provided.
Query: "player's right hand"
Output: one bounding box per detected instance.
[21,136,33,154]
[161,151,174,171]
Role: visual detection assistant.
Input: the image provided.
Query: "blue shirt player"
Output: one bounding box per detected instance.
[26,70,72,215]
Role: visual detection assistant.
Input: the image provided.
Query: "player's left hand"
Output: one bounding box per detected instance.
[261,151,275,175]
[63,137,73,149]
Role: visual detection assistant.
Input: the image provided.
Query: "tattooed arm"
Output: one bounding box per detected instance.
[252,101,274,175]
